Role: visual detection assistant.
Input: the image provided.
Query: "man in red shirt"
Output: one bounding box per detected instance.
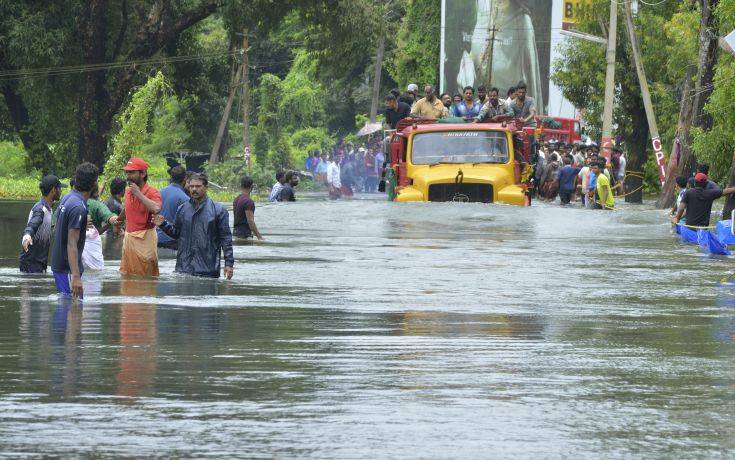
[119,157,162,276]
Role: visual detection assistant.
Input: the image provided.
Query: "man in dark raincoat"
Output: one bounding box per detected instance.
[153,173,234,279]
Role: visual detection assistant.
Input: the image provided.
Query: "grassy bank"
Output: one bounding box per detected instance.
[0,176,251,202]
[0,141,323,201]
[0,174,322,202]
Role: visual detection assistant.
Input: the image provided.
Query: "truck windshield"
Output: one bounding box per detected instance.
[411,131,509,165]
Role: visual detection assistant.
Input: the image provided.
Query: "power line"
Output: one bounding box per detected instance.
[0,50,242,81]
[0,52,298,82]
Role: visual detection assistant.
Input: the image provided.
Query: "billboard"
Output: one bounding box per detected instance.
[562,0,592,30]
[440,0,554,115]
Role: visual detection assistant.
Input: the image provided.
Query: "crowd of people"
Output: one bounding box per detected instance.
[19,158,266,299]
[531,141,627,209]
[383,81,537,128]
[293,140,385,200]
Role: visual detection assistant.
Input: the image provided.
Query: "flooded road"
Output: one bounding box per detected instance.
[0,196,734,457]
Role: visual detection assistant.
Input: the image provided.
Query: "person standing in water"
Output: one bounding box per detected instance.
[50,163,99,298]
[154,173,234,279]
[20,175,65,273]
[119,157,162,277]
[233,176,264,240]
[157,165,189,251]
[672,173,735,228]
[82,183,119,270]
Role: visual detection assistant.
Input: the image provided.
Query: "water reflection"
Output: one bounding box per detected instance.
[50,298,83,397]
[117,277,158,399]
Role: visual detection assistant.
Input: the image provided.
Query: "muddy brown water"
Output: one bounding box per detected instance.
[0,196,734,457]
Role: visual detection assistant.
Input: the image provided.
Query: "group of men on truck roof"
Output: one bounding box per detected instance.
[383,80,537,130]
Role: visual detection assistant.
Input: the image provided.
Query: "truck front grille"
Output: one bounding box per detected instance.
[428,183,493,203]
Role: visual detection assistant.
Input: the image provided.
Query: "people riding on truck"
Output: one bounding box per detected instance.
[474,87,513,122]
[410,85,449,119]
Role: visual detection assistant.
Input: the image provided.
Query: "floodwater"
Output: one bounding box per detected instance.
[0,195,734,457]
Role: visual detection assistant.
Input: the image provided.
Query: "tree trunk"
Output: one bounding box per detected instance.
[656,65,696,209]
[369,35,385,123]
[210,64,243,164]
[691,0,719,132]
[624,97,649,203]
[77,0,110,170]
[722,148,735,220]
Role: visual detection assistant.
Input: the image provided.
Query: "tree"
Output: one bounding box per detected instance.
[107,71,169,173]
[388,0,440,90]
[693,0,735,217]
[656,0,721,208]
[0,0,80,174]
[552,1,697,201]
[77,0,221,169]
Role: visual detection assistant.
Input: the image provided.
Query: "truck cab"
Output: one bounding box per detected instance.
[384,118,532,206]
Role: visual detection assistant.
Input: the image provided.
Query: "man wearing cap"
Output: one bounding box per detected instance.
[399,84,419,106]
[672,173,735,228]
[19,175,65,273]
[119,157,162,276]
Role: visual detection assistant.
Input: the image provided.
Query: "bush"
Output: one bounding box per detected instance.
[204,159,276,197]
[0,142,36,178]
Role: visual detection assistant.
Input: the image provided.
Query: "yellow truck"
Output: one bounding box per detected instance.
[384,118,532,206]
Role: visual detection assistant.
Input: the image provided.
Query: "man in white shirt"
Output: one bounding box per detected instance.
[326,156,342,200]
[268,171,286,202]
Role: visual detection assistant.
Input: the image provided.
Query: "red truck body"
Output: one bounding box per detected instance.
[523,116,582,144]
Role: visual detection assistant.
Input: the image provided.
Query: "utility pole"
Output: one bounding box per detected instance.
[209,63,243,164]
[241,29,251,171]
[486,4,499,85]
[600,0,618,162]
[369,35,385,123]
[623,0,665,187]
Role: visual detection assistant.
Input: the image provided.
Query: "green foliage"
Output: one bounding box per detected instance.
[389,0,440,89]
[0,142,34,178]
[205,158,274,196]
[270,135,294,171]
[0,176,48,199]
[290,127,335,163]
[278,52,327,131]
[691,0,735,183]
[107,72,170,174]
[142,96,191,157]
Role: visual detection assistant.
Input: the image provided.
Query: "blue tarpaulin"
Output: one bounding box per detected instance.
[715,220,735,245]
[676,223,731,255]
[697,229,731,255]
[675,224,699,244]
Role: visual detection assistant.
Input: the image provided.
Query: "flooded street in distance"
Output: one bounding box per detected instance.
[1,196,734,457]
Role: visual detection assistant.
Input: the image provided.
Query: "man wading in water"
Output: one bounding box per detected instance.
[153,173,234,279]
[50,163,99,298]
[19,175,65,273]
[672,173,735,228]
[118,157,162,276]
